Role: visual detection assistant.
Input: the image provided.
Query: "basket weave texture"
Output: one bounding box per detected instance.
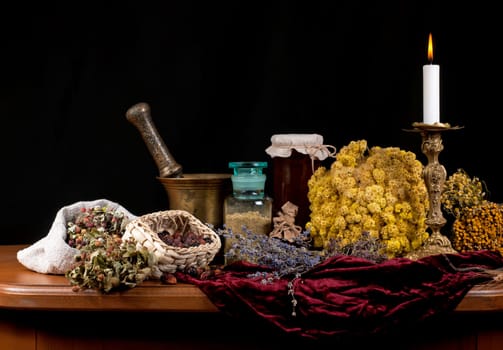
[123,210,221,273]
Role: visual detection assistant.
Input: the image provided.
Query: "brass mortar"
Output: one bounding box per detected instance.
[126,102,231,227]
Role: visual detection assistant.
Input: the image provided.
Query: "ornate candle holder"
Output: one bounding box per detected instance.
[405,122,463,259]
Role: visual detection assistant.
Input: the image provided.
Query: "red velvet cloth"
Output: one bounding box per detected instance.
[177,251,503,340]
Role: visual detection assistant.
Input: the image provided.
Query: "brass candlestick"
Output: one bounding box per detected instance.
[405,122,463,259]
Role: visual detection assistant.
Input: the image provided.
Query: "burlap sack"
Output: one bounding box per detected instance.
[17,199,137,275]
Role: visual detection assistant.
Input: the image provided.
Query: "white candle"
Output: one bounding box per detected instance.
[423,33,440,124]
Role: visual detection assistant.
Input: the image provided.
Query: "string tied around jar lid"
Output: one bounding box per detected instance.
[304,143,337,172]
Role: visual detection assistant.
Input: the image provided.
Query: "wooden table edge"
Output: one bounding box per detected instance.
[2,244,503,313]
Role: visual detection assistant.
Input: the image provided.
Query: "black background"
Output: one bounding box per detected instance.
[2,2,500,244]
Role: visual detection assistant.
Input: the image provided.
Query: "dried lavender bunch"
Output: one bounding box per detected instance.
[325,230,388,263]
[219,226,324,280]
[217,226,389,286]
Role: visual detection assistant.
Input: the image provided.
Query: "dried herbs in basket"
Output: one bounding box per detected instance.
[122,210,221,275]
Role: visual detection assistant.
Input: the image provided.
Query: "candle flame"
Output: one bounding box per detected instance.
[427,33,434,63]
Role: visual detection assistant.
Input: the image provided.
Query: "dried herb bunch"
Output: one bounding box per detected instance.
[451,202,503,254]
[441,168,488,219]
[325,230,388,264]
[65,206,156,293]
[441,169,503,254]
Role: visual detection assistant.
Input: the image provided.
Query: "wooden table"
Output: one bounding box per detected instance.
[0,245,218,313]
[2,244,503,349]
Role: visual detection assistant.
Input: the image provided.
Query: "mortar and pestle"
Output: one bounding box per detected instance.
[125,102,231,228]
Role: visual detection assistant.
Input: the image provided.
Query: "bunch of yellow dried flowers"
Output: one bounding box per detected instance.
[306,139,429,258]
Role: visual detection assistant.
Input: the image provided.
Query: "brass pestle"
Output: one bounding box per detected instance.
[125,102,183,178]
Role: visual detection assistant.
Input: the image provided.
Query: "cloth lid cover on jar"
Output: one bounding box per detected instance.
[265,134,336,160]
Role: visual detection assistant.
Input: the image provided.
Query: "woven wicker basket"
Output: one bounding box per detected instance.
[123,210,221,274]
